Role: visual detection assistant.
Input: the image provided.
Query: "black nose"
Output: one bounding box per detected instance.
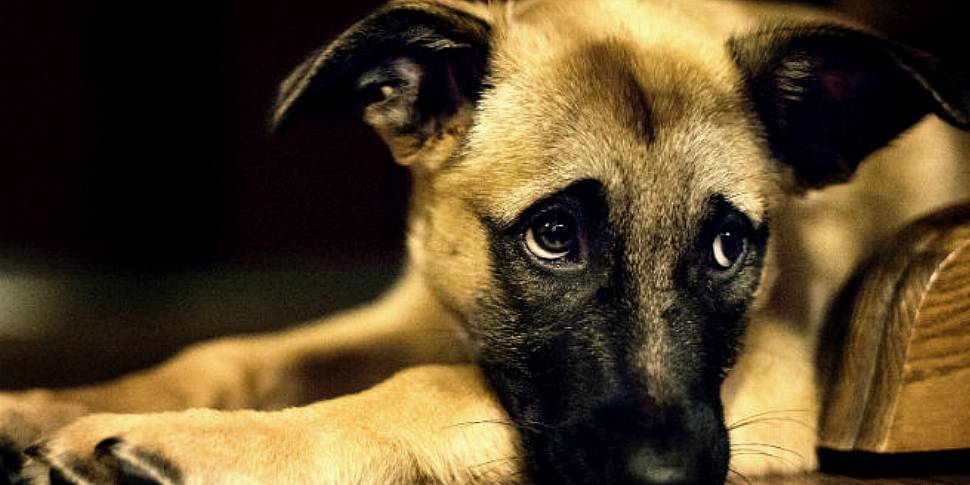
[624,443,699,485]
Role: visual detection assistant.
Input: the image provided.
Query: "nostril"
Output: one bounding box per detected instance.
[625,445,698,485]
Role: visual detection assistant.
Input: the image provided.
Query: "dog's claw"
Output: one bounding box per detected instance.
[92,437,168,485]
[93,439,120,460]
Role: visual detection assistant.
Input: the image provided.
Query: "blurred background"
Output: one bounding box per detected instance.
[0,0,964,389]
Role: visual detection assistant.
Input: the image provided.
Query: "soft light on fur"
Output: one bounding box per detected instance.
[2,1,968,484]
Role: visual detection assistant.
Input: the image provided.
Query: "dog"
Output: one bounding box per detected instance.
[2,0,968,484]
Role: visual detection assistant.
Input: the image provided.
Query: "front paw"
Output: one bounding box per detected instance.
[24,410,235,485]
[0,392,88,485]
[26,436,178,485]
[22,408,412,485]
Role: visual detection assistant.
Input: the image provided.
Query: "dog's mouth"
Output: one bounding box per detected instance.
[512,395,730,485]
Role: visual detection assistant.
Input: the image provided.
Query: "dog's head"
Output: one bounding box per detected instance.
[273,1,969,483]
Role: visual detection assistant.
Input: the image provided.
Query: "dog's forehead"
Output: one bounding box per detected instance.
[443,0,776,227]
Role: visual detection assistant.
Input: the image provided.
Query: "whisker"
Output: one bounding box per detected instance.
[727,409,812,429]
[502,467,535,481]
[731,450,798,469]
[727,467,752,485]
[444,419,516,430]
[730,442,804,460]
[443,418,550,435]
[730,447,803,465]
[468,456,520,470]
[451,419,516,427]
[728,416,815,432]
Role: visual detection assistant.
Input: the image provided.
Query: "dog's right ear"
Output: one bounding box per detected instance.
[271,1,491,168]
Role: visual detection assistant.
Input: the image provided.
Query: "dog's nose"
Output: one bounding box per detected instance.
[623,443,699,485]
[588,395,727,485]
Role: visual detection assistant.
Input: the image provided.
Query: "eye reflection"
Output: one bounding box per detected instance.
[525,210,579,260]
[710,220,746,270]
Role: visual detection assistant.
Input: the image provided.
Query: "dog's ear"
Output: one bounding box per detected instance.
[730,25,969,189]
[271,0,491,168]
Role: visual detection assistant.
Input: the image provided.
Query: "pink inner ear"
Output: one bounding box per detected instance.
[443,63,463,101]
[819,68,868,101]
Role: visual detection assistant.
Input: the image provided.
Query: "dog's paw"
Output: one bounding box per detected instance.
[23,410,252,485]
[0,392,88,485]
[19,407,420,485]
[25,437,178,485]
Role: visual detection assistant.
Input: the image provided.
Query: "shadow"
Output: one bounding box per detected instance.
[818,448,970,477]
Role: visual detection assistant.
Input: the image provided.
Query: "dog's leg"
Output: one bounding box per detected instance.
[53,269,467,411]
[24,365,521,485]
[0,270,469,476]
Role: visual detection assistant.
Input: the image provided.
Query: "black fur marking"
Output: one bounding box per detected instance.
[731,25,970,188]
[0,438,22,485]
[57,457,103,485]
[0,438,21,476]
[675,196,769,374]
[114,461,165,485]
[47,468,76,485]
[473,184,755,484]
[21,445,46,464]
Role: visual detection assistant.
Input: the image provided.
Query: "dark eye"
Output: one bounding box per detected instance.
[525,210,580,260]
[709,220,747,270]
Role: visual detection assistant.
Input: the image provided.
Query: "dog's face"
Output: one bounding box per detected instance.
[431,27,772,485]
[273,1,969,484]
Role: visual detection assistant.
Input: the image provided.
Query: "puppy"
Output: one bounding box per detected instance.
[2,0,968,484]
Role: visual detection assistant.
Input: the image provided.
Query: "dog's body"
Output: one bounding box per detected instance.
[2,1,968,484]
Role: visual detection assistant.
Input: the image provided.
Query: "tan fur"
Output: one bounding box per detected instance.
[2,0,968,483]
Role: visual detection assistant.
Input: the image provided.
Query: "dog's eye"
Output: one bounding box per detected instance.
[709,220,746,270]
[525,210,580,260]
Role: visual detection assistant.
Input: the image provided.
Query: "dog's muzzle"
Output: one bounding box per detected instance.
[522,392,730,485]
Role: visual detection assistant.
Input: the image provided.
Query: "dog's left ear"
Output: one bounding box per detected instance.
[730,25,969,189]
[271,1,491,168]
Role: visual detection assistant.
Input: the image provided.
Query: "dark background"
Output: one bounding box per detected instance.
[0,0,406,271]
[0,0,964,387]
